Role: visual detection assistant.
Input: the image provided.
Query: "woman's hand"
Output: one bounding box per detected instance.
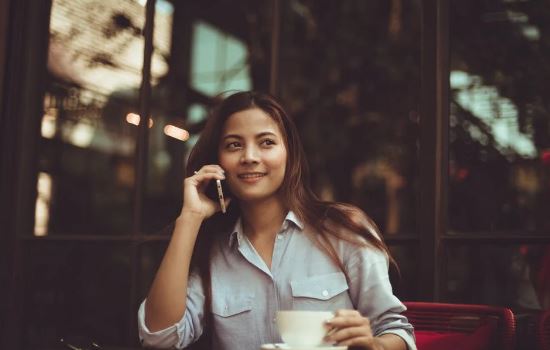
[180,164,230,219]
[324,310,382,350]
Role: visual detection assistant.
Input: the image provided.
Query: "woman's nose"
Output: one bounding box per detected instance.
[240,146,260,164]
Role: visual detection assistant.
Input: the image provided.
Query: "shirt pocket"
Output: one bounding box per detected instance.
[211,293,256,339]
[290,272,352,310]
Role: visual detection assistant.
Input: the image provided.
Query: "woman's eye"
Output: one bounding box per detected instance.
[226,142,241,149]
[261,139,276,146]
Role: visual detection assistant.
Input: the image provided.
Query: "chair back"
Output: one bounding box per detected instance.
[403,301,516,350]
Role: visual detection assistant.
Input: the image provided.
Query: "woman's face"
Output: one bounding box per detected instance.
[218,108,287,203]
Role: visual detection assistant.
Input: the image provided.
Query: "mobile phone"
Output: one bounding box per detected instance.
[205,177,228,214]
[216,179,226,214]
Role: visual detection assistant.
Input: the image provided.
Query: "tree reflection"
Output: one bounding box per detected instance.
[279,0,421,235]
[450,0,550,232]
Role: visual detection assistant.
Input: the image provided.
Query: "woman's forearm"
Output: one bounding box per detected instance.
[144,211,204,332]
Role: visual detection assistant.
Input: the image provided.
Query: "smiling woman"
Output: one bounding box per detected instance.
[218,108,287,203]
[138,91,416,350]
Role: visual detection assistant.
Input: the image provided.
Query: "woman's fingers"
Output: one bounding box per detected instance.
[334,309,361,317]
[181,165,227,218]
[324,310,373,347]
[327,310,365,327]
[193,164,225,176]
[191,165,225,192]
[195,172,225,192]
[326,324,372,342]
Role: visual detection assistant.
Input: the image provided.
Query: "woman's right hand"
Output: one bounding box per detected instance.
[180,164,229,219]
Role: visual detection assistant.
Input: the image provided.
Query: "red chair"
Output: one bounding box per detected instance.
[537,309,550,350]
[403,302,516,350]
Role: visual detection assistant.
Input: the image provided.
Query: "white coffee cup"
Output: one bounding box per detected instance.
[276,310,334,347]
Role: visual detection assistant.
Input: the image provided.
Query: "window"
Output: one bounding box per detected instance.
[449,0,550,234]
[446,0,550,315]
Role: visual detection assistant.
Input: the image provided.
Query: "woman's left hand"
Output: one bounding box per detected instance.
[324,310,382,350]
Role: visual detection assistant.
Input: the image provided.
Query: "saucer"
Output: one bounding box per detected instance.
[260,344,347,350]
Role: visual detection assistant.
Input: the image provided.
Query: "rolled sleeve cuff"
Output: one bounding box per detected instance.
[379,328,417,350]
[138,300,181,349]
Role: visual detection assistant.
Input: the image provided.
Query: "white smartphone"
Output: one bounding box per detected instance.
[216,179,226,213]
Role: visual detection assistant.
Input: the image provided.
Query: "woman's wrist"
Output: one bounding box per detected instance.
[173,209,205,241]
[178,207,206,222]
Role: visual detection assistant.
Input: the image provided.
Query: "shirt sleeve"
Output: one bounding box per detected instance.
[345,246,417,350]
[137,271,206,349]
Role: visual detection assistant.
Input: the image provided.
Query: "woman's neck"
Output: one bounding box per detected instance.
[240,196,287,240]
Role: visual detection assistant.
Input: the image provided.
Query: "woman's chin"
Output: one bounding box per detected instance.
[232,190,276,204]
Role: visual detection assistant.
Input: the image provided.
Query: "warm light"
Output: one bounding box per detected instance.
[41,111,57,139]
[126,113,153,128]
[69,122,95,148]
[34,172,52,236]
[126,113,140,125]
[164,125,190,141]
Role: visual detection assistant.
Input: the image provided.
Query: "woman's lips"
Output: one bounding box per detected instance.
[237,172,267,183]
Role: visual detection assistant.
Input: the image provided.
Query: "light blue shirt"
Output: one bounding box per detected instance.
[138,211,416,350]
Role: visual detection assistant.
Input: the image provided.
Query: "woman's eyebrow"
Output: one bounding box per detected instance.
[222,134,243,141]
[222,131,278,140]
[256,131,277,138]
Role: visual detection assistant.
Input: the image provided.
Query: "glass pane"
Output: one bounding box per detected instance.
[190,21,252,96]
[139,240,169,301]
[444,243,550,349]
[142,0,272,233]
[22,242,131,348]
[445,244,550,310]
[34,0,152,235]
[449,0,550,233]
[279,1,421,235]
[389,244,419,301]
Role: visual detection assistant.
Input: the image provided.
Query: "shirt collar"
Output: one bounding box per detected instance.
[228,210,304,247]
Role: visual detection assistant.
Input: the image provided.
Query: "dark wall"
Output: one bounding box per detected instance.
[0,0,52,348]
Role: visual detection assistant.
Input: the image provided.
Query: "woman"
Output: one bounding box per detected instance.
[138,91,416,350]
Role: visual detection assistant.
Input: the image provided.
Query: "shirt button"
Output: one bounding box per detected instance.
[277,234,283,240]
[322,290,329,297]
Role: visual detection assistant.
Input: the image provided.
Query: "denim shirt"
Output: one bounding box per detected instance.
[138,211,416,350]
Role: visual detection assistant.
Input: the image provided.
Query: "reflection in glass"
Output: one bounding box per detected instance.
[190,20,252,96]
[36,0,163,235]
[445,244,550,312]
[139,240,169,301]
[388,245,418,301]
[22,243,131,348]
[142,0,271,233]
[279,1,421,235]
[449,0,550,233]
[34,172,53,236]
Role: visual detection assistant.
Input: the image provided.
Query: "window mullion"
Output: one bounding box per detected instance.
[419,0,449,301]
[129,0,156,345]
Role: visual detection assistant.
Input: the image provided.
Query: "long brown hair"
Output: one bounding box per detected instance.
[186,91,396,344]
